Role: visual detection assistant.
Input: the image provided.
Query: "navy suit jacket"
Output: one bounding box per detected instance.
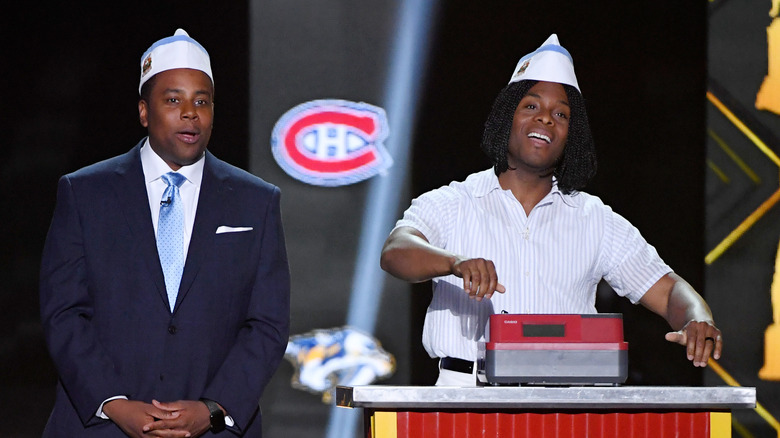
[39,140,290,437]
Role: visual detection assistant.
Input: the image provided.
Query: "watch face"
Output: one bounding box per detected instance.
[210,411,226,432]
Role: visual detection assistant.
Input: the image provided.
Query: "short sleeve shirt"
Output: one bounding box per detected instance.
[393,169,671,361]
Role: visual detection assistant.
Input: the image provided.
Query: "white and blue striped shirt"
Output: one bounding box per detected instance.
[393,169,671,361]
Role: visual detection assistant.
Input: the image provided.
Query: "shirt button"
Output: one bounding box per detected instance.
[168,325,177,335]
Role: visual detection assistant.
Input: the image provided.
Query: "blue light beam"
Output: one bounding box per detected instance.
[325,0,439,436]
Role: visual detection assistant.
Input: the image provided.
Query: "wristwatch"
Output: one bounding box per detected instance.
[200,398,226,433]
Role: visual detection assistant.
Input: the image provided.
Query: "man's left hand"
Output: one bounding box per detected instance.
[665,320,722,367]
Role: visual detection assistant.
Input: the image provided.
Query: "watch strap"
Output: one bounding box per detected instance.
[200,398,226,433]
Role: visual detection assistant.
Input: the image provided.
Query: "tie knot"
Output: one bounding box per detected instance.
[161,172,187,188]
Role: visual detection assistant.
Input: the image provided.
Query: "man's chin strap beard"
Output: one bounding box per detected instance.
[542,155,564,179]
[503,164,557,177]
[539,168,555,178]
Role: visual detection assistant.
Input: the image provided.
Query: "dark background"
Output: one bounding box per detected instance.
[10,0,767,437]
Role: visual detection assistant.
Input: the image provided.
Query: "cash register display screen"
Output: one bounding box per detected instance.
[523,323,565,337]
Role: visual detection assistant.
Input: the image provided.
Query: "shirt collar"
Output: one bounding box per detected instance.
[140,137,205,187]
[472,168,503,198]
[473,168,577,208]
[548,180,577,208]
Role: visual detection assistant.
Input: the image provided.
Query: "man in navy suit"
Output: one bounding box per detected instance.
[39,29,290,437]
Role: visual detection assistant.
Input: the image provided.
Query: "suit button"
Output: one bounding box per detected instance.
[168,325,177,335]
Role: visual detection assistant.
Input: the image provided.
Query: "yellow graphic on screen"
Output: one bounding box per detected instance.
[759,237,780,380]
[756,3,780,113]
[756,2,780,381]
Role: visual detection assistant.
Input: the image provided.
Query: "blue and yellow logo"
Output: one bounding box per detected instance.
[285,326,396,403]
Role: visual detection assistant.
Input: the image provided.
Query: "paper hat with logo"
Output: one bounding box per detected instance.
[508,34,580,92]
[139,28,213,94]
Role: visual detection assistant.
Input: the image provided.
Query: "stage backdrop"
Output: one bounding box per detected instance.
[249,1,416,436]
[5,0,779,437]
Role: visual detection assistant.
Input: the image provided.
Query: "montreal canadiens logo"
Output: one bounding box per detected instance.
[271,100,392,187]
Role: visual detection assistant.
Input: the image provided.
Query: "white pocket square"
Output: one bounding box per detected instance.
[216,226,253,234]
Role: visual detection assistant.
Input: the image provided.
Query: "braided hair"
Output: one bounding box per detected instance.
[479,80,597,194]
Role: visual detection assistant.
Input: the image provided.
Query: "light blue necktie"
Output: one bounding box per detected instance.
[157,172,187,312]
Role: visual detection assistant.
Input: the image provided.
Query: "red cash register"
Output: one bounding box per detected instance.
[477,313,628,386]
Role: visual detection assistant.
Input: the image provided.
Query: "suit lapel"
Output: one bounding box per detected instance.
[111,141,170,310]
[174,151,227,312]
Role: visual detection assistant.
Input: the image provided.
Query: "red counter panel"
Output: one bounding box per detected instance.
[375,410,727,438]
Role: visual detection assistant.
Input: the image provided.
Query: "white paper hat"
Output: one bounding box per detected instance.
[139,28,213,94]
[508,34,579,92]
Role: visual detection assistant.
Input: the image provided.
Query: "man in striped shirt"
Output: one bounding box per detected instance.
[380,34,722,386]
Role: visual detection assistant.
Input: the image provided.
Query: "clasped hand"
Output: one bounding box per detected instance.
[104,398,211,437]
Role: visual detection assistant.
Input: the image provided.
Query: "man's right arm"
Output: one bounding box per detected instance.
[40,175,126,425]
[380,226,505,300]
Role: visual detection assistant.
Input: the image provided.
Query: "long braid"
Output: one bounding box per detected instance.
[553,85,597,193]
